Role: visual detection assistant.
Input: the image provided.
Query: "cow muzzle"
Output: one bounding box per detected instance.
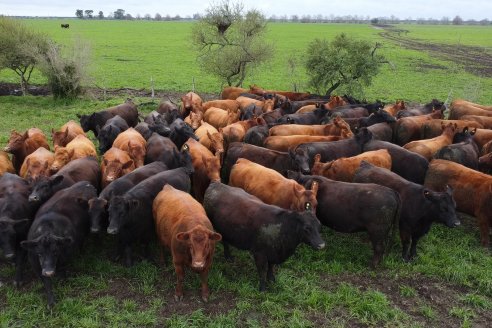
[3,146,11,152]
[447,220,461,228]
[316,243,325,250]
[42,269,55,277]
[29,195,40,203]
[107,226,118,235]
[192,261,205,270]
[4,252,15,260]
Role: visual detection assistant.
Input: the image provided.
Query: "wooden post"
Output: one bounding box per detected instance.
[150,76,155,99]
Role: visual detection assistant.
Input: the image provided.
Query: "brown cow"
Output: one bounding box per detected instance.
[203,107,240,130]
[394,110,444,146]
[184,111,203,130]
[19,147,55,181]
[460,115,492,129]
[264,135,346,152]
[249,84,311,101]
[202,100,240,113]
[221,86,248,100]
[424,159,492,247]
[101,147,135,188]
[0,151,15,176]
[420,119,483,139]
[50,135,97,174]
[479,152,492,173]
[450,99,492,119]
[4,128,50,173]
[311,150,392,182]
[195,121,224,155]
[153,184,221,301]
[221,117,266,147]
[51,120,86,147]
[383,100,406,117]
[269,116,353,137]
[236,96,275,113]
[404,123,458,160]
[112,128,146,168]
[182,138,219,203]
[181,92,203,117]
[473,129,492,150]
[229,158,318,212]
[452,99,492,111]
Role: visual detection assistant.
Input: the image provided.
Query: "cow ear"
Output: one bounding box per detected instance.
[206,130,212,140]
[76,114,82,119]
[423,189,434,200]
[176,232,190,241]
[51,175,64,187]
[314,154,321,163]
[20,240,37,250]
[311,181,319,195]
[471,128,477,135]
[218,127,223,134]
[69,148,75,158]
[463,127,469,133]
[209,232,222,241]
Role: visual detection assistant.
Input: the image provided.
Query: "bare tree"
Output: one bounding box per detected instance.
[191,0,274,87]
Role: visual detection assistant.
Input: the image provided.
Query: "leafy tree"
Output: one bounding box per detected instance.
[305,33,386,96]
[155,13,162,21]
[452,15,463,25]
[114,9,125,20]
[0,17,48,95]
[84,10,94,19]
[98,11,104,19]
[75,9,83,19]
[192,0,274,87]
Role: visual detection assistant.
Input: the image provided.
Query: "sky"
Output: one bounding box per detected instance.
[1,0,491,21]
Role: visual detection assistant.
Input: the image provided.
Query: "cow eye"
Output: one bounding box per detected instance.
[305,202,311,211]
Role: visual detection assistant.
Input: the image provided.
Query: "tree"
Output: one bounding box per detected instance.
[155,13,162,21]
[84,10,94,19]
[191,0,274,87]
[98,11,104,19]
[75,9,83,19]
[305,33,386,96]
[114,9,125,20]
[0,17,48,95]
[452,15,463,25]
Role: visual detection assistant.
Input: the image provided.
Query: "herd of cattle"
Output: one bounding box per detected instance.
[1,84,492,307]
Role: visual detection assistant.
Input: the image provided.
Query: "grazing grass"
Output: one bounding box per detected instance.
[1,19,492,327]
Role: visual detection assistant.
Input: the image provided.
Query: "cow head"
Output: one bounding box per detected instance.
[98,125,118,154]
[76,113,94,133]
[50,146,72,174]
[262,99,275,112]
[0,217,30,260]
[453,126,476,143]
[102,158,134,187]
[88,197,108,234]
[355,127,373,145]
[291,181,318,213]
[176,226,221,271]
[21,232,73,277]
[107,196,138,235]
[189,111,203,130]
[441,122,458,137]
[289,147,311,174]
[206,130,224,159]
[311,154,333,177]
[51,128,70,147]
[423,186,460,228]
[202,153,221,182]
[375,109,397,123]
[29,175,64,204]
[293,211,325,250]
[4,130,27,153]
[25,158,51,182]
[127,140,145,168]
[180,94,193,117]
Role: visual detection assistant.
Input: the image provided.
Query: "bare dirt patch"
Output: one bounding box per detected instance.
[379,26,492,77]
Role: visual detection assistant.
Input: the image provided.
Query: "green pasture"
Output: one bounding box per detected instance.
[0,20,491,103]
[0,95,492,327]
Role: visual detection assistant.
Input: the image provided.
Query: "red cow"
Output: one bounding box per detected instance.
[51,120,86,147]
[153,184,221,301]
[4,128,50,173]
[101,147,135,188]
[112,128,146,168]
[50,135,97,173]
[19,147,55,181]
[181,92,203,117]
[0,151,15,176]
[404,123,458,160]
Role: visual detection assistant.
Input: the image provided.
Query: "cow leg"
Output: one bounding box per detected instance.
[478,215,490,248]
[369,234,385,268]
[409,235,421,260]
[400,231,411,262]
[253,252,268,292]
[223,242,234,262]
[124,245,133,267]
[41,276,55,308]
[174,262,185,301]
[199,268,211,302]
[267,262,275,283]
[13,249,27,287]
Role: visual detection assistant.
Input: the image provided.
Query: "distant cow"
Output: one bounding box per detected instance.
[61,24,69,29]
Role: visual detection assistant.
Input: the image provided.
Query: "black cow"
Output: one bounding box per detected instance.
[366,122,394,142]
[396,99,445,118]
[358,109,396,127]
[240,103,263,120]
[134,122,153,140]
[21,182,96,307]
[106,152,192,266]
[203,181,325,291]
[96,115,129,154]
[221,142,311,183]
[433,127,479,169]
[169,118,198,149]
[353,161,460,261]
[0,173,33,286]
[61,24,69,28]
[288,171,401,267]
[243,125,270,147]
[76,100,139,137]
[88,161,168,234]
[276,107,328,125]
[145,133,184,168]
[29,156,100,206]
[363,139,429,184]
[330,106,369,119]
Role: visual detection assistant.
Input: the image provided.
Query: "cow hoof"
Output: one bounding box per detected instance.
[174,294,183,302]
[13,280,23,288]
[201,295,209,302]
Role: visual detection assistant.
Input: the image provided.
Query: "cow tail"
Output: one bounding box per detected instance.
[384,190,401,257]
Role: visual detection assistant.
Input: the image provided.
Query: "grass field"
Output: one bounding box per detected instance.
[1,20,492,327]
[0,20,491,103]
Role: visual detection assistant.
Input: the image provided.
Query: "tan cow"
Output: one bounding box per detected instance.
[264,135,345,152]
[19,147,55,181]
[0,151,15,176]
[221,86,248,100]
[181,92,203,117]
[202,100,240,113]
[195,121,224,155]
[404,123,458,160]
[4,128,50,173]
[311,150,392,182]
[269,116,352,137]
[203,107,240,130]
[101,147,135,188]
[51,120,86,147]
[229,158,318,213]
[112,128,146,168]
[50,135,97,173]
[383,100,406,117]
[153,184,221,301]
